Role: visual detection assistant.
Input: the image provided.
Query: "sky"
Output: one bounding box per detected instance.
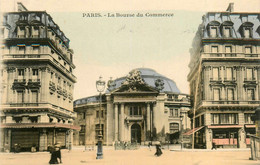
[1,0,260,100]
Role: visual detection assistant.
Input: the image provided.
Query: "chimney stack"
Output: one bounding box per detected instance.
[17,2,28,12]
[226,3,234,12]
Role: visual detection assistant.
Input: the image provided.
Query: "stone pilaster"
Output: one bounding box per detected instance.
[39,129,47,151]
[238,128,246,148]
[205,128,212,149]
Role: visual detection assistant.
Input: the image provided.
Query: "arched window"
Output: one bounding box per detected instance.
[207,21,220,38]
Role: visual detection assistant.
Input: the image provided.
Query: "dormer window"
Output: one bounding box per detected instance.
[17,26,25,38]
[240,22,254,38]
[210,27,217,37]
[221,21,233,38]
[207,21,220,38]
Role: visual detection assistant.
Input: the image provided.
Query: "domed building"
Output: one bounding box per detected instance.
[73,68,191,146]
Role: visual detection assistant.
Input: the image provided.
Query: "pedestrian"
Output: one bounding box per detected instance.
[154,144,163,157]
[211,142,217,150]
[14,143,20,153]
[148,141,152,151]
[49,143,62,164]
[124,141,128,150]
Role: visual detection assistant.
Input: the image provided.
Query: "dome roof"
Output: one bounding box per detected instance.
[110,68,180,93]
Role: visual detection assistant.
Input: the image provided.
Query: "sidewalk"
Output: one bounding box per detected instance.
[0,146,259,165]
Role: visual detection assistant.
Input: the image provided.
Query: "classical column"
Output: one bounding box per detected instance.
[114,103,118,141]
[147,103,150,132]
[146,103,151,141]
[119,103,125,141]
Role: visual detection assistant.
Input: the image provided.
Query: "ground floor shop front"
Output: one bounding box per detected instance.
[0,126,74,152]
[192,125,256,149]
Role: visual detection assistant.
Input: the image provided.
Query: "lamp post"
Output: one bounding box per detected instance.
[180,115,183,150]
[96,76,106,159]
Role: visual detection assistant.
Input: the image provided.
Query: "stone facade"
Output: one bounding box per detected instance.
[73,68,191,146]
[187,4,260,149]
[0,3,78,152]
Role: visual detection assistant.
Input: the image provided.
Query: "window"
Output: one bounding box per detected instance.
[18,69,24,76]
[18,46,25,54]
[210,27,217,37]
[244,113,254,124]
[227,88,234,101]
[96,110,104,118]
[33,46,39,54]
[226,67,233,80]
[32,69,38,76]
[223,27,231,37]
[169,123,179,133]
[225,46,232,53]
[129,106,142,116]
[244,27,251,38]
[247,89,255,100]
[18,26,25,38]
[32,26,39,38]
[213,88,220,101]
[246,68,254,80]
[211,46,218,53]
[245,47,252,54]
[169,109,179,117]
[17,91,24,103]
[31,91,38,103]
[212,67,219,80]
[211,113,238,124]
[51,72,54,79]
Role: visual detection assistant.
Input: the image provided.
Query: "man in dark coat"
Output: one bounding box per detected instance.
[154,144,163,156]
[49,143,62,164]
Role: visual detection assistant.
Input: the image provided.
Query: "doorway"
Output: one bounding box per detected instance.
[131,124,141,143]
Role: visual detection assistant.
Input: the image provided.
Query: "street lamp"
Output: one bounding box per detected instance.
[96,76,106,159]
[180,115,184,150]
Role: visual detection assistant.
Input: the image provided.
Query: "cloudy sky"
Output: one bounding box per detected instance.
[1,0,260,100]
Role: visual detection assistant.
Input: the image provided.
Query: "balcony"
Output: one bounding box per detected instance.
[49,81,56,92]
[2,53,76,82]
[12,79,26,89]
[125,115,143,121]
[244,78,257,82]
[201,53,260,58]
[27,79,41,88]
[1,103,76,118]
[57,85,63,95]
[199,100,260,106]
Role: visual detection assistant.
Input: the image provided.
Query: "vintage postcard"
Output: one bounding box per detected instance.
[0,0,260,164]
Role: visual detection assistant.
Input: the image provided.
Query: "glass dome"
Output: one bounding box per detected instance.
[110,68,181,93]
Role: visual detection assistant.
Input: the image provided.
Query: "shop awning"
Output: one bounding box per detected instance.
[0,123,81,131]
[245,125,255,128]
[208,125,243,129]
[183,126,205,136]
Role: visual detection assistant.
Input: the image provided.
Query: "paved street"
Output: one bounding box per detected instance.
[0,146,259,165]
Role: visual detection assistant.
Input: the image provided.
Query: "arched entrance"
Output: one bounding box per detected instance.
[131,124,141,143]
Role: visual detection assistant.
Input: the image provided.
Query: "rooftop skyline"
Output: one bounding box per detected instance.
[1,0,259,99]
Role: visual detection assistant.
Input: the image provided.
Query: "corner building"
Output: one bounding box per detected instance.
[73,68,190,146]
[188,4,260,149]
[0,4,78,152]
